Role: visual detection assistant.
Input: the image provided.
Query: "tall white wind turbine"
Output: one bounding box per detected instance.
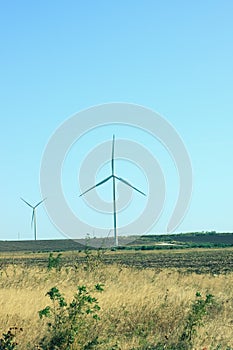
[80,135,146,246]
[21,198,46,240]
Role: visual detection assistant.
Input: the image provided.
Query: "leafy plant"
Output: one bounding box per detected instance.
[82,247,107,272]
[0,327,23,350]
[179,292,214,345]
[146,293,215,350]
[38,284,104,350]
[47,253,62,271]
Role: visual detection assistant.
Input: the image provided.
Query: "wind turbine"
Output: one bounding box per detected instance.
[80,135,146,247]
[21,198,46,240]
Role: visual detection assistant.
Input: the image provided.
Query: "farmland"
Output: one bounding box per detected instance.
[1,247,233,274]
[0,245,233,349]
[1,231,233,253]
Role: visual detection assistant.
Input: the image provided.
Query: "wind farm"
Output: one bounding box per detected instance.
[79,135,146,246]
[1,1,233,348]
[2,138,233,350]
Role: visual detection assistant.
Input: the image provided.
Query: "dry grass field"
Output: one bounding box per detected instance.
[0,250,233,349]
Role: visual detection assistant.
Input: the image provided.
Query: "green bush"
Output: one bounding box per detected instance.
[0,327,23,350]
[38,284,104,350]
[179,292,214,346]
[47,253,62,271]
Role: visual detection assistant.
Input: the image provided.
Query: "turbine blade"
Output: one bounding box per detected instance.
[111,135,115,175]
[31,210,34,228]
[20,197,33,208]
[80,175,113,197]
[34,198,46,208]
[114,175,146,196]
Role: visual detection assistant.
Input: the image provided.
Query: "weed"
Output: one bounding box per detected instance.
[0,327,23,350]
[38,283,104,349]
[179,292,214,346]
[131,292,216,350]
[47,253,62,271]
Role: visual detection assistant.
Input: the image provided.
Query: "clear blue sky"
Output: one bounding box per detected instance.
[1,1,233,240]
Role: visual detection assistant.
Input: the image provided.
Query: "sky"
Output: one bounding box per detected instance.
[0,0,233,241]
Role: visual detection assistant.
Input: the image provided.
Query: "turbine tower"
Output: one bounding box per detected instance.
[21,198,46,240]
[80,135,146,247]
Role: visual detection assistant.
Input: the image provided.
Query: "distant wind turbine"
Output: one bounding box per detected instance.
[21,198,46,240]
[80,135,146,247]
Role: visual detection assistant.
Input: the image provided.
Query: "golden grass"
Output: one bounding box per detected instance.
[0,257,233,349]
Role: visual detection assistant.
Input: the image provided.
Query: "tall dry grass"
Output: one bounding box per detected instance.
[0,256,232,349]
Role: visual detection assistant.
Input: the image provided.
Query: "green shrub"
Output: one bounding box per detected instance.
[0,327,23,350]
[38,284,104,350]
[47,253,62,271]
[179,292,214,346]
